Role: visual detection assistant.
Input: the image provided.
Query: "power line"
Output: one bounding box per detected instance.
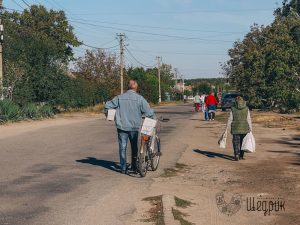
[82,43,119,50]
[127,48,227,56]
[69,20,235,43]
[67,8,274,16]
[125,47,155,68]
[98,38,118,47]
[71,18,246,35]
[10,0,25,10]
[20,0,30,7]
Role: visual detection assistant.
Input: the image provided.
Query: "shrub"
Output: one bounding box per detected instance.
[39,104,54,118]
[21,103,41,119]
[0,100,20,122]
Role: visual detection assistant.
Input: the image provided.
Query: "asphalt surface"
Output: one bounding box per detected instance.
[0,104,194,225]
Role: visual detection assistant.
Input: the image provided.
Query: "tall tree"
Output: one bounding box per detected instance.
[3,5,80,104]
[223,1,300,111]
[75,49,120,97]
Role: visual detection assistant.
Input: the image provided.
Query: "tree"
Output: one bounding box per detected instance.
[222,1,300,111]
[192,82,211,95]
[127,67,159,103]
[3,5,80,104]
[75,49,120,99]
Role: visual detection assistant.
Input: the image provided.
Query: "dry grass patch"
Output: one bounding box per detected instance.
[215,112,230,123]
[142,195,164,225]
[251,111,300,130]
[217,111,300,131]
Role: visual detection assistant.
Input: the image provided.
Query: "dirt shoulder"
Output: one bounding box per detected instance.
[127,111,300,225]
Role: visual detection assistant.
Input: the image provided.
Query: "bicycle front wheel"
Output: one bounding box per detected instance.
[138,141,148,177]
[150,137,161,171]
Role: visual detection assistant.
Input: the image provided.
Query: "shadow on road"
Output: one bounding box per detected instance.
[193,149,234,161]
[76,157,120,172]
[265,135,300,166]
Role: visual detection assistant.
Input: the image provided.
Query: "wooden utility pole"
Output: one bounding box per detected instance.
[0,0,3,100]
[156,56,161,103]
[117,33,125,94]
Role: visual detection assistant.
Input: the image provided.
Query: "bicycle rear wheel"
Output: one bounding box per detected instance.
[150,137,161,171]
[138,141,148,177]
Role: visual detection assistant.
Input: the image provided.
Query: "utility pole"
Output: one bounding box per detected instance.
[182,75,185,101]
[0,0,3,100]
[117,33,125,94]
[156,56,161,103]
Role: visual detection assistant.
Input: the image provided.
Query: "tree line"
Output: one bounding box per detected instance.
[222,0,300,112]
[0,5,177,122]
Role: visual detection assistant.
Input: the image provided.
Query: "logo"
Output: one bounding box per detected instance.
[216,192,286,217]
[246,196,285,216]
[216,192,242,216]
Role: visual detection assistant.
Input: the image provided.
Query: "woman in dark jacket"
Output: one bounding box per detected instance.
[226,96,252,161]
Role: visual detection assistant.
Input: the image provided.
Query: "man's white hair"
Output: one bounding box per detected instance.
[128,80,137,90]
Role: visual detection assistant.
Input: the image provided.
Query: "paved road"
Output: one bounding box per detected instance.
[0,104,195,225]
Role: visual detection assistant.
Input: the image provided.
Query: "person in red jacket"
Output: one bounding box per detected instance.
[205,92,218,121]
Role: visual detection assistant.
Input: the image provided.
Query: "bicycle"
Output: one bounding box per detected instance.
[137,116,168,177]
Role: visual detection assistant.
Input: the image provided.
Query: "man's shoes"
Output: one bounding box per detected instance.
[121,170,128,175]
[131,166,138,174]
[234,155,239,161]
[239,156,245,160]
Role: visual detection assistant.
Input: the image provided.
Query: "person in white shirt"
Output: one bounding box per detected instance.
[200,93,208,120]
[194,93,201,111]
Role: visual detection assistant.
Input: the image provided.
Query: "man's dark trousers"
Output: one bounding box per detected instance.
[117,129,138,171]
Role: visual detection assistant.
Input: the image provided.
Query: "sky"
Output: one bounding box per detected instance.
[6,0,279,78]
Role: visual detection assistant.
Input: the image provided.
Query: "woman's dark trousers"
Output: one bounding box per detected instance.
[232,134,246,158]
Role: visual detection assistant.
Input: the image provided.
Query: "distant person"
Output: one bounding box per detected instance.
[226,96,252,161]
[105,80,155,174]
[205,92,218,121]
[200,93,208,120]
[194,93,201,112]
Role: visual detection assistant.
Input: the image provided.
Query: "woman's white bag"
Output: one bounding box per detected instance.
[218,128,228,149]
[241,132,256,153]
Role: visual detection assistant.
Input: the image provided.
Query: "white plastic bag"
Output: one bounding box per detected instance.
[241,132,256,153]
[141,118,157,136]
[107,109,116,121]
[218,128,228,149]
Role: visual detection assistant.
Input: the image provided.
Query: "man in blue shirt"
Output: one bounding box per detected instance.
[105,80,155,174]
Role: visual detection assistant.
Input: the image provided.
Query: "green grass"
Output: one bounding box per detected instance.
[0,100,20,122]
[0,100,55,124]
[22,103,42,119]
[142,195,165,225]
[161,168,178,178]
[161,163,190,178]
[174,196,194,209]
[175,163,189,170]
[172,208,194,225]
